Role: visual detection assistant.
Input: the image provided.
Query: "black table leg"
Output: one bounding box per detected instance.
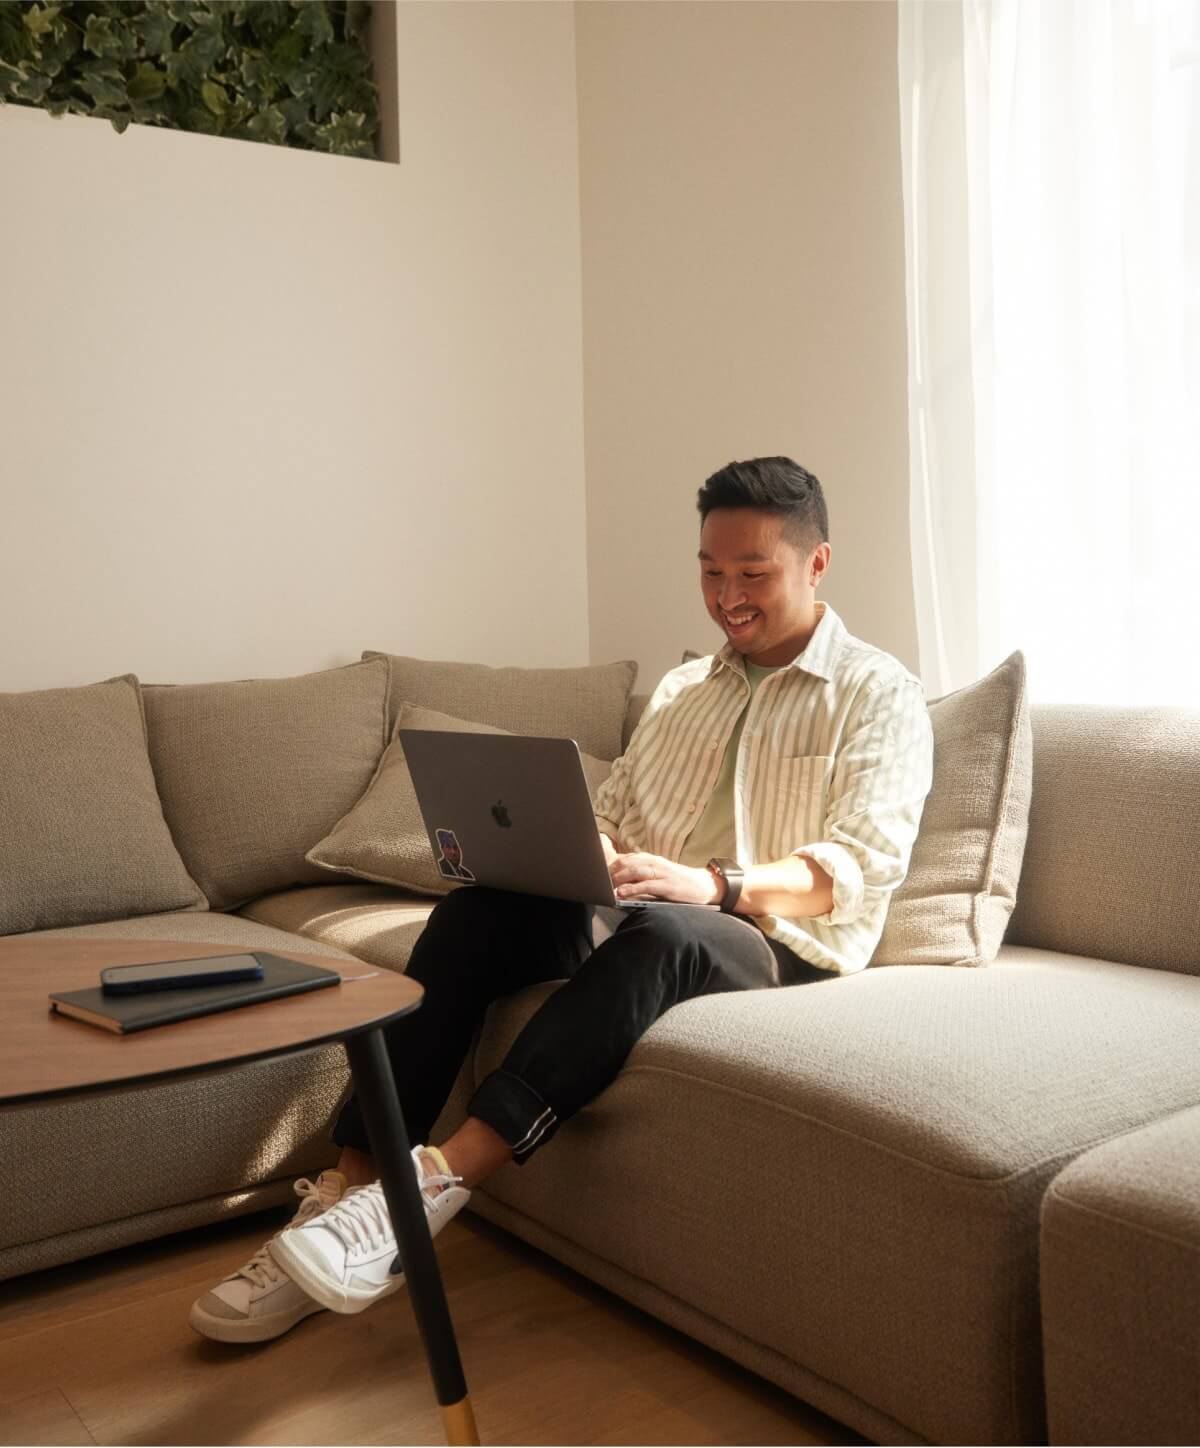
[343,1026,480,1446]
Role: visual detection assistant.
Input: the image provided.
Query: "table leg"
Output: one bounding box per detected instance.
[343,1027,480,1447]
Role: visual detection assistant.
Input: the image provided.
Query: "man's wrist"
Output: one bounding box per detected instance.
[701,864,725,906]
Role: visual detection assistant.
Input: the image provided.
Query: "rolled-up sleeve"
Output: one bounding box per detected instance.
[791,677,934,928]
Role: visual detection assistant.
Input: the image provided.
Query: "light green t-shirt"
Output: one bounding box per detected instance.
[678,660,780,868]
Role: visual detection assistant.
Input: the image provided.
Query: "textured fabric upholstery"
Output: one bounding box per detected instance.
[452,944,1200,1445]
[871,650,1031,966]
[305,704,611,898]
[1007,703,1200,975]
[0,911,355,1282]
[0,674,206,935]
[363,650,637,763]
[142,659,390,910]
[622,690,650,752]
[1040,1103,1200,1446]
[238,883,435,975]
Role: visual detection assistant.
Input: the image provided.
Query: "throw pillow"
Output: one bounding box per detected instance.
[142,658,390,911]
[307,703,613,897]
[870,650,1032,967]
[0,674,207,934]
[363,651,637,763]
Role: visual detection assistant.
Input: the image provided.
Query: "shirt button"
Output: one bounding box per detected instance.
[687,804,696,814]
[710,739,719,749]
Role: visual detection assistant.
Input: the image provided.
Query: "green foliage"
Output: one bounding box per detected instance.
[0,1,380,160]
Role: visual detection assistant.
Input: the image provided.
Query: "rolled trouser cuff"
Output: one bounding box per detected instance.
[330,1095,371,1153]
[468,1067,559,1163]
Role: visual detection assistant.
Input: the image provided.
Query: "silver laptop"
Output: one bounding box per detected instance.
[400,729,712,911]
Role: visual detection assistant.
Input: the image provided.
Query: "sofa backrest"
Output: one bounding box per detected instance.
[622,692,650,752]
[1005,704,1200,976]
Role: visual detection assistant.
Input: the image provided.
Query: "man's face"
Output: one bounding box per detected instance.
[442,840,461,867]
[699,508,830,667]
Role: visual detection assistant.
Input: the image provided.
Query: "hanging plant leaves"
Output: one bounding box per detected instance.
[0,0,380,159]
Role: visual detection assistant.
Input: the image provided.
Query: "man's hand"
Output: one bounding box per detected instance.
[609,851,722,906]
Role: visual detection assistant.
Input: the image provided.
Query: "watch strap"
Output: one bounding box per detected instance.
[707,856,745,913]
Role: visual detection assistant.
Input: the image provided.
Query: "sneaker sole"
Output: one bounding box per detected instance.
[268,1232,406,1316]
[187,1294,326,1343]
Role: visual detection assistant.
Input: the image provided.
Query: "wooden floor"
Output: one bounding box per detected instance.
[0,1206,867,1447]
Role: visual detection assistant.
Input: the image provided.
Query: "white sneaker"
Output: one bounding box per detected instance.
[268,1146,469,1315]
[188,1169,348,1343]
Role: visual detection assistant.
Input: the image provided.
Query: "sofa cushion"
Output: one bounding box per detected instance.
[0,675,207,935]
[461,943,1200,1445]
[364,651,637,763]
[239,883,435,976]
[142,659,390,911]
[1040,1102,1200,1447]
[306,703,612,898]
[870,649,1031,966]
[1006,703,1200,976]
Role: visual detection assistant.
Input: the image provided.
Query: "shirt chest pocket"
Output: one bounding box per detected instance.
[761,753,834,859]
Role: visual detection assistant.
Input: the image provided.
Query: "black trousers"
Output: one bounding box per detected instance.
[332,887,833,1163]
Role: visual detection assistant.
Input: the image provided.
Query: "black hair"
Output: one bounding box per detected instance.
[696,456,828,553]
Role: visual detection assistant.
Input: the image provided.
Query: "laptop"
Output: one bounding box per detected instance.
[400,729,716,911]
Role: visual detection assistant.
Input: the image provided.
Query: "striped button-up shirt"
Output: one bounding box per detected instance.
[593,601,934,975]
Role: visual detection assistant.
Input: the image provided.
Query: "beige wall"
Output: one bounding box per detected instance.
[577,0,916,693]
[0,1,588,693]
[2,1,914,702]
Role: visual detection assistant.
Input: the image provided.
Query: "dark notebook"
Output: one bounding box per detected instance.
[48,952,342,1034]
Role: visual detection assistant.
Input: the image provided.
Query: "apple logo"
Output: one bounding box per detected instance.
[491,799,512,829]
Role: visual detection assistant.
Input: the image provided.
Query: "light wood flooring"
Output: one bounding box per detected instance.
[0,1206,868,1447]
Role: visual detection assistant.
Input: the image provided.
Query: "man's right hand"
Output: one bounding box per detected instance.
[599,832,619,867]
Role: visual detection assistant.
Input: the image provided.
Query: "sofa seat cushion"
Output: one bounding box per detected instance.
[1040,1101,1200,1447]
[461,946,1200,1445]
[239,884,435,975]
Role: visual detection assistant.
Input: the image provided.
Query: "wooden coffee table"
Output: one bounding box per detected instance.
[0,937,480,1446]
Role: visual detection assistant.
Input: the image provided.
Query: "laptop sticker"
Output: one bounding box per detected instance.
[435,828,475,882]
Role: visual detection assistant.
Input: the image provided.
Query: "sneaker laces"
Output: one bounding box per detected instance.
[319,1184,396,1255]
[235,1177,328,1290]
[320,1168,464,1255]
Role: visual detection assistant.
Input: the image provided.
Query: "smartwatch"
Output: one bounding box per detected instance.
[706,856,745,914]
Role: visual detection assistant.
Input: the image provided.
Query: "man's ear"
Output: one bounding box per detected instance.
[809,541,831,586]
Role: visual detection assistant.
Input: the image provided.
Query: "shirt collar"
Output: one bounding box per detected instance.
[708,600,845,683]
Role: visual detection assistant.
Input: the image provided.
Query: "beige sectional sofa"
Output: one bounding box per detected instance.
[2,655,1198,1447]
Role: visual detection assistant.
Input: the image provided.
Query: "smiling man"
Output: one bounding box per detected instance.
[190,455,935,1346]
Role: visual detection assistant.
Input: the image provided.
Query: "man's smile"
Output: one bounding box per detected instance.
[722,609,760,634]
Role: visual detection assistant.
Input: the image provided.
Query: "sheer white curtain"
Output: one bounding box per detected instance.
[900,0,1200,706]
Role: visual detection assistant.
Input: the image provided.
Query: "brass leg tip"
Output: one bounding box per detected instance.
[440,1394,480,1446]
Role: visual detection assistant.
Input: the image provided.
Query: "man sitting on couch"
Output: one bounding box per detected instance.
[190,455,935,1343]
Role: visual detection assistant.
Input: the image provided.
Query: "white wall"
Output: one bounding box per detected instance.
[576,0,917,692]
[0,1,588,692]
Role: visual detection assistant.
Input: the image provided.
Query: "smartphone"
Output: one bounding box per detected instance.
[100,953,266,995]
